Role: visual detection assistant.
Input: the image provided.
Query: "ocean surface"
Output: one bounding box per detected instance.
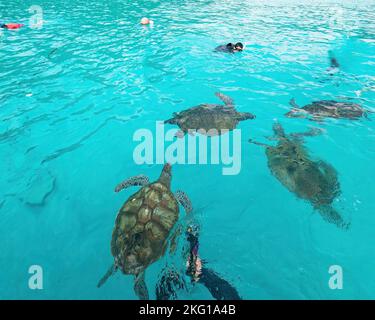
[0,0,374,299]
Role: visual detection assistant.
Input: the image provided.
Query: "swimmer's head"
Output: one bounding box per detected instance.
[140,17,152,25]
[234,42,244,52]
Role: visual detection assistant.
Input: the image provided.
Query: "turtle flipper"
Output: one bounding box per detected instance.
[134,271,149,300]
[215,92,234,107]
[97,264,118,288]
[175,190,193,214]
[115,175,149,193]
[289,98,300,109]
[311,115,324,122]
[169,224,182,254]
[316,205,350,230]
[248,139,272,148]
[175,130,186,138]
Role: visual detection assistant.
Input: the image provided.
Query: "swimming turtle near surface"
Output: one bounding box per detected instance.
[97,163,192,300]
[249,122,349,229]
[285,98,368,121]
[165,92,256,137]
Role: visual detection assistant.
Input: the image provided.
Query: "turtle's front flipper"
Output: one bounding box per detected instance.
[134,271,149,300]
[175,190,193,214]
[97,264,117,288]
[289,98,300,109]
[175,130,186,138]
[215,92,234,107]
[248,139,271,148]
[169,224,182,255]
[115,175,149,193]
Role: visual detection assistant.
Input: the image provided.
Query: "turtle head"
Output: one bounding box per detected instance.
[158,163,172,188]
[285,109,307,118]
[165,113,180,125]
[238,112,256,121]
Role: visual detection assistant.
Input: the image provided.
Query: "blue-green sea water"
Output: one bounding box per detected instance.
[1,0,375,299]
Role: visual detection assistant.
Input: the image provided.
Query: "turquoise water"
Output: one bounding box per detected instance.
[1,0,375,299]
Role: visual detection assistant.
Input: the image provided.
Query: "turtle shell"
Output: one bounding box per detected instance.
[111,182,179,275]
[175,104,241,135]
[303,100,365,119]
[266,138,340,206]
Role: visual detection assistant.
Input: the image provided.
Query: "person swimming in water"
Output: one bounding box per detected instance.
[156,224,242,300]
[0,23,24,30]
[215,42,244,53]
[326,51,340,75]
[140,17,154,26]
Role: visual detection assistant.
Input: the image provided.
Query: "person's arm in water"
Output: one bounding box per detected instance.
[155,224,242,300]
[185,225,242,300]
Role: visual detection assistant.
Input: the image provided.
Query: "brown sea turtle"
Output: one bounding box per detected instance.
[286,98,367,121]
[165,92,255,137]
[97,163,192,299]
[249,122,349,229]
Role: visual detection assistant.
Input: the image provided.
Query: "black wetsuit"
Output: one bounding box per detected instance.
[215,43,235,53]
[156,227,242,300]
[330,57,340,69]
[199,268,241,300]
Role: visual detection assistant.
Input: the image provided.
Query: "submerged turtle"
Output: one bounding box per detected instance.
[286,98,367,121]
[249,123,349,229]
[97,163,192,299]
[165,92,255,137]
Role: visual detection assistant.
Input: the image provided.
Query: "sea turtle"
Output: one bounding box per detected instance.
[97,163,192,300]
[285,98,367,121]
[249,122,349,229]
[165,92,255,137]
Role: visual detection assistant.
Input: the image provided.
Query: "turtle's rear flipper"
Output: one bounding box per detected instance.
[316,205,350,230]
[215,92,234,107]
[176,190,193,214]
[115,175,149,193]
[97,264,117,288]
[134,271,149,300]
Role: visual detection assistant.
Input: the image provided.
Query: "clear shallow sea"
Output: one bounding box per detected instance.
[0,0,374,299]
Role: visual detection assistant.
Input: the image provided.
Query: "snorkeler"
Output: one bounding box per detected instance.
[140,17,154,26]
[215,42,244,53]
[326,51,340,75]
[0,23,24,30]
[156,224,242,300]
